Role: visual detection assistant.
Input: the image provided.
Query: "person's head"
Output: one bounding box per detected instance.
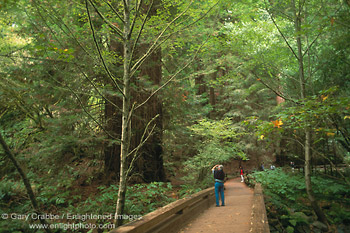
[218,165,223,170]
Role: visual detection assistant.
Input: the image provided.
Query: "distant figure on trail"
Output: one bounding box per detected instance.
[290,161,295,172]
[239,166,244,182]
[260,163,264,171]
[211,164,225,207]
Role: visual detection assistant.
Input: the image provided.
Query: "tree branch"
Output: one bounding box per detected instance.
[126,115,159,178]
[251,71,301,105]
[302,32,322,58]
[129,0,145,40]
[88,0,124,38]
[130,0,194,76]
[42,2,94,58]
[135,37,208,110]
[86,0,125,98]
[70,84,118,140]
[79,68,123,112]
[265,3,299,61]
[129,0,154,67]
[103,0,125,24]
[161,1,220,39]
[47,64,118,140]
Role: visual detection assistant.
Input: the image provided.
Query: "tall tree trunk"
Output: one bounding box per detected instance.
[104,94,121,177]
[195,73,207,96]
[292,0,329,227]
[132,47,165,182]
[104,40,124,178]
[103,0,164,184]
[209,71,216,118]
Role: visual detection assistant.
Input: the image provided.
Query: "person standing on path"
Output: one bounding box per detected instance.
[240,166,244,182]
[260,163,265,171]
[211,164,225,207]
[290,161,295,172]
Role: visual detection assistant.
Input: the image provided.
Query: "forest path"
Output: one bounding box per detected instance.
[179,178,254,233]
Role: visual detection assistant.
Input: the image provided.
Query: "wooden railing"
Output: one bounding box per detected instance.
[110,187,215,233]
[110,180,270,233]
[250,183,270,233]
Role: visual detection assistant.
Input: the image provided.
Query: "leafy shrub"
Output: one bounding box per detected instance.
[248,168,350,232]
[183,118,246,185]
[68,182,176,224]
[1,180,177,232]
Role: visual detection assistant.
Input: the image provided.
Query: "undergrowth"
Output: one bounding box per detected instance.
[0,181,178,233]
[247,168,350,233]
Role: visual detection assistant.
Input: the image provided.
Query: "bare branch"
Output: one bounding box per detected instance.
[130,0,194,75]
[129,0,153,66]
[44,2,94,58]
[302,4,344,58]
[88,0,124,38]
[86,0,125,98]
[67,82,118,139]
[161,1,220,39]
[126,115,159,178]
[251,71,301,105]
[135,37,208,110]
[129,0,145,40]
[302,32,322,58]
[103,0,125,24]
[45,63,118,140]
[266,10,299,61]
[79,69,123,112]
[122,0,128,10]
[298,0,307,17]
[31,0,65,48]
[130,0,219,77]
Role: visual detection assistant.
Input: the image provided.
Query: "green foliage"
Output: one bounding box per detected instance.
[190,118,245,141]
[125,182,176,215]
[1,0,350,232]
[181,118,246,185]
[0,180,176,232]
[274,87,350,131]
[251,87,350,170]
[0,178,34,232]
[250,169,306,204]
[177,183,204,198]
[248,168,350,232]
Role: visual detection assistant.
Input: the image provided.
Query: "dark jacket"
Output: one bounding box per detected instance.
[214,169,225,181]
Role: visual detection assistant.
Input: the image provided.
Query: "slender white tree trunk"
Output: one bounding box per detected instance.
[115,0,132,226]
[292,0,329,227]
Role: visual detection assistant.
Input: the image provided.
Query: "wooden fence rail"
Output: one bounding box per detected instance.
[250,183,270,233]
[110,181,270,233]
[110,187,215,233]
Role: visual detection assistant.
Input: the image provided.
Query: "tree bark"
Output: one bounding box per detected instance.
[104,94,121,177]
[115,0,132,226]
[131,44,165,182]
[103,1,164,183]
[104,39,124,178]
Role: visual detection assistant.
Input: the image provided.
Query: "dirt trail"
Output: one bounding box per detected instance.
[179,178,254,233]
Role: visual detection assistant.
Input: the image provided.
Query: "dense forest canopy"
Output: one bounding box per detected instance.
[0,0,349,232]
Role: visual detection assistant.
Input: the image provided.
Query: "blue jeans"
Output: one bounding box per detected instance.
[214,182,225,206]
